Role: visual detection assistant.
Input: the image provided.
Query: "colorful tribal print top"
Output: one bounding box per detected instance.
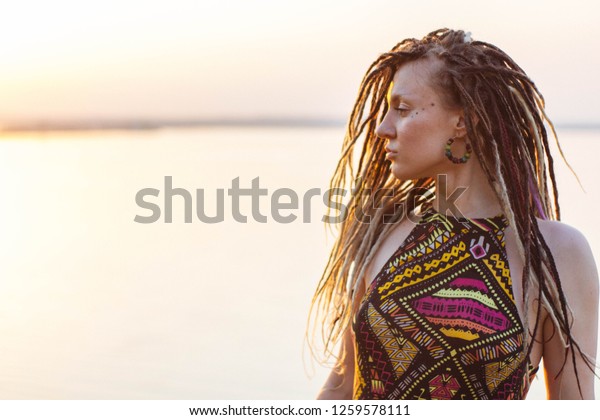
[352,207,535,400]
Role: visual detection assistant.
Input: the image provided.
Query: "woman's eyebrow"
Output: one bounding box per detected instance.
[388,93,414,105]
[387,83,413,103]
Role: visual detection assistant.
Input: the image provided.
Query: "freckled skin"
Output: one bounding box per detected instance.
[376,60,462,180]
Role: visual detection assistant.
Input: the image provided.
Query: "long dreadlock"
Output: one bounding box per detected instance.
[307,28,596,395]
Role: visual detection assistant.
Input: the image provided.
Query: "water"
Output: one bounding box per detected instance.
[0,126,598,399]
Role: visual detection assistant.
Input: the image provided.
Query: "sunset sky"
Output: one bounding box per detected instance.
[1,0,598,126]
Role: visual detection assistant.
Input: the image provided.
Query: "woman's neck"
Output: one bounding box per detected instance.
[432,158,502,218]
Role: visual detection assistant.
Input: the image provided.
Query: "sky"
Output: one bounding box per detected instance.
[0,0,599,126]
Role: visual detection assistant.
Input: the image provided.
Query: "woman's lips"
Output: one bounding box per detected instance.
[385,148,398,160]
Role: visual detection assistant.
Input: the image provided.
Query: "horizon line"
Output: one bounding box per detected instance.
[1,117,600,132]
[0,118,346,132]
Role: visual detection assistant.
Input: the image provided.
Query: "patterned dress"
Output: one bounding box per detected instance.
[352,207,536,399]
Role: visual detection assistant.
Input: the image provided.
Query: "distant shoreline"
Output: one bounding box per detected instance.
[0,118,347,132]
[1,118,599,133]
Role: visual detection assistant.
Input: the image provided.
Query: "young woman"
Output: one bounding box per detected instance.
[309,28,598,399]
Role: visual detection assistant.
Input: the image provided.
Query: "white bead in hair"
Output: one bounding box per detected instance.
[463,31,472,43]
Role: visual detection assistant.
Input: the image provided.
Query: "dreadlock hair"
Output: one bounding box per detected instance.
[307,28,596,395]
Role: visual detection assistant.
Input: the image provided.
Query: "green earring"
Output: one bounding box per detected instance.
[445,138,472,164]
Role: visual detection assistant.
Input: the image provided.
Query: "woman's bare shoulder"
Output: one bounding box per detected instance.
[536,219,592,253]
[535,218,598,289]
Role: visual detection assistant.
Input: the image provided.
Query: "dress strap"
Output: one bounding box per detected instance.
[419,203,508,232]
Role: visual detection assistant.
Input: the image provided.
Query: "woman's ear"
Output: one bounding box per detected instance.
[455,114,468,138]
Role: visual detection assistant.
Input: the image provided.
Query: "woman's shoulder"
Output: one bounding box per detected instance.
[535,218,598,289]
[536,218,589,247]
[536,218,592,255]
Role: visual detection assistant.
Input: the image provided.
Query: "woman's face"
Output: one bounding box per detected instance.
[376,59,466,180]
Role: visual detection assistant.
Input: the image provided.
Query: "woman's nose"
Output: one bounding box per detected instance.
[375,113,395,140]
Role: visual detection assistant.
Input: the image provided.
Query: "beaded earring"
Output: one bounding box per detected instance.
[445,138,472,164]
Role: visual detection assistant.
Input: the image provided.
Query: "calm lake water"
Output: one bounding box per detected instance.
[0,126,598,399]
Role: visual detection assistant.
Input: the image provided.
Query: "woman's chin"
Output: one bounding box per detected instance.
[389,163,417,180]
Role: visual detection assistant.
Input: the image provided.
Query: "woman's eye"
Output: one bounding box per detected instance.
[394,108,410,116]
